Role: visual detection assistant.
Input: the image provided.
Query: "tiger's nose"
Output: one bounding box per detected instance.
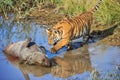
[53,42,57,45]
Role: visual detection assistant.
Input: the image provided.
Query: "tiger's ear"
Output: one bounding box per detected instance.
[64,14,72,21]
[62,17,68,21]
[46,28,51,33]
[60,18,68,24]
[62,17,72,22]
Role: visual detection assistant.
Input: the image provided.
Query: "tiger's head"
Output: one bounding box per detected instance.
[46,18,70,45]
[46,28,62,45]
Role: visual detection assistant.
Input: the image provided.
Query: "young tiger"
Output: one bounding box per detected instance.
[46,0,102,53]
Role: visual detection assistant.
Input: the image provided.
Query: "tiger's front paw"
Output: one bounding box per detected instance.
[67,45,73,51]
[50,48,57,54]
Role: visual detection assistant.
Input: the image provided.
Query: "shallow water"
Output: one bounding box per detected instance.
[0,14,120,80]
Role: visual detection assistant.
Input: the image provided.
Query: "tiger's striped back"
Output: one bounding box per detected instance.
[69,12,93,39]
[67,0,102,40]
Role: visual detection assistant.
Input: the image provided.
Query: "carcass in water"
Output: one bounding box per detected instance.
[3,38,50,67]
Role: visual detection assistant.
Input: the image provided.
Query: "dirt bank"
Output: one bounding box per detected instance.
[26,3,64,25]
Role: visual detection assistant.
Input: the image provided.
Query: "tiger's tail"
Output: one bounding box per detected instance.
[91,0,102,13]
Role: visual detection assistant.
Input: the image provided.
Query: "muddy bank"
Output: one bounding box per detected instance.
[91,23,120,46]
[25,3,64,25]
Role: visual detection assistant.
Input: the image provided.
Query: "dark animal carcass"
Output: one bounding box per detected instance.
[4,38,50,67]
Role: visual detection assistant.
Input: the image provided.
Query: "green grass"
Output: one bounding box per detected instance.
[56,0,120,25]
[0,0,42,19]
[56,0,87,15]
[94,0,120,25]
[0,0,56,19]
[0,0,120,26]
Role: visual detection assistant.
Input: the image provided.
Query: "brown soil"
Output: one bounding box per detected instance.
[26,3,64,26]
[27,3,120,47]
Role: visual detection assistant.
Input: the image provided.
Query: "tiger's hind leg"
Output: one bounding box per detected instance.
[82,35,90,45]
[81,27,90,46]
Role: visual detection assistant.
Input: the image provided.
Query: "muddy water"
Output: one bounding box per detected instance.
[0,14,120,80]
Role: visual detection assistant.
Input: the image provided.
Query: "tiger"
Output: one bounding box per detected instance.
[46,0,102,53]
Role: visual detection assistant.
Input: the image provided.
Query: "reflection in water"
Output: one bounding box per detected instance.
[12,60,51,77]
[51,45,92,78]
[0,51,25,80]
[89,44,120,79]
[0,14,120,80]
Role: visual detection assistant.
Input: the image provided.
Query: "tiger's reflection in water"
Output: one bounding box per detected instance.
[51,45,92,78]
